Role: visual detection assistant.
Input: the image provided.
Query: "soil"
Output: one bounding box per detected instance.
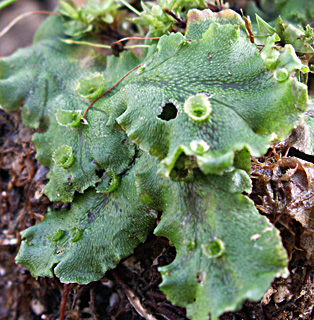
[1,1,314,320]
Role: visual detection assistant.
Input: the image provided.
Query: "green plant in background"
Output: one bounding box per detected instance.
[132,0,209,36]
[0,0,313,319]
[247,0,314,25]
[59,0,121,37]
[253,14,314,58]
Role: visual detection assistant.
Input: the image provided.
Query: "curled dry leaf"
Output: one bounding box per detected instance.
[252,156,314,264]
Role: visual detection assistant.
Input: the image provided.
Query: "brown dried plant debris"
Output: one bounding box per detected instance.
[0,108,52,320]
[251,150,314,263]
[248,136,314,320]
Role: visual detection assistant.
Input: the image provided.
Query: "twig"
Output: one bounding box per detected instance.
[112,271,157,320]
[59,284,72,320]
[124,288,157,320]
[163,8,186,28]
[240,9,254,44]
[206,0,225,11]
[89,286,99,320]
[0,11,61,39]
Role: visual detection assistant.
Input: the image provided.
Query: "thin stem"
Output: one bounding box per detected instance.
[124,44,151,49]
[0,11,61,38]
[71,36,199,52]
[60,39,151,50]
[82,63,144,121]
[207,0,225,11]
[59,38,111,49]
[217,0,225,7]
[89,286,99,320]
[0,0,17,10]
[112,36,160,45]
[163,8,186,27]
[240,9,254,44]
[80,35,200,120]
[119,0,141,16]
[59,284,72,320]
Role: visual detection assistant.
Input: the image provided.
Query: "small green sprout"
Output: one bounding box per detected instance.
[58,0,120,38]
[133,0,208,36]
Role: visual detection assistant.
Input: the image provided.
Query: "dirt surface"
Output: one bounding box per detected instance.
[1,1,314,320]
